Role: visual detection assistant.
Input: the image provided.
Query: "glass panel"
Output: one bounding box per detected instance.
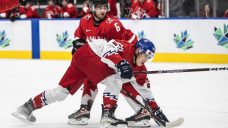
[217,0,228,17]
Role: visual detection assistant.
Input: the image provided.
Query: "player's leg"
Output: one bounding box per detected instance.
[68,79,98,125]
[12,65,86,123]
[100,74,127,128]
[12,86,70,123]
[122,83,151,127]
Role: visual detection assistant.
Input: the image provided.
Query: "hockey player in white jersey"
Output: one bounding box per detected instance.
[12,38,169,128]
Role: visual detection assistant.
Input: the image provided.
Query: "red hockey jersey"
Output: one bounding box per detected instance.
[43,5,61,18]
[61,3,78,18]
[131,0,160,18]
[74,13,137,44]
[86,39,147,86]
[107,0,117,17]
[19,5,40,18]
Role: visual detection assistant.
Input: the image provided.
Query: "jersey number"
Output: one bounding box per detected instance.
[114,23,120,32]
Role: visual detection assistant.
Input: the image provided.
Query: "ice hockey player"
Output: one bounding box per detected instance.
[69,0,168,127]
[71,40,169,127]
[12,38,168,128]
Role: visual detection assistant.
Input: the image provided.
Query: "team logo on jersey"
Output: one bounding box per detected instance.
[86,29,92,32]
[0,30,10,48]
[87,36,106,41]
[56,31,73,49]
[213,24,228,49]
[106,18,113,24]
[137,30,146,40]
[103,41,123,57]
[173,30,194,51]
[84,14,92,20]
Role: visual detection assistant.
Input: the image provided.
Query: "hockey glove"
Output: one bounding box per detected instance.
[153,107,169,126]
[71,39,86,55]
[116,60,133,79]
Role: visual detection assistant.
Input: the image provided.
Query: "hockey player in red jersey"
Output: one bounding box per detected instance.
[130,0,160,19]
[79,0,90,17]
[12,38,169,128]
[68,0,168,127]
[43,0,62,19]
[107,0,117,17]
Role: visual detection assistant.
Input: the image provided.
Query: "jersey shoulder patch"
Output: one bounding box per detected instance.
[83,14,92,20]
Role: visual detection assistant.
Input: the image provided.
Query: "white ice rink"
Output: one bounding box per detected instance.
[0,59,228,128]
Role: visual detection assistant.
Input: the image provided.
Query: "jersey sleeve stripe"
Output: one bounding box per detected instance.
[128,34,136,43]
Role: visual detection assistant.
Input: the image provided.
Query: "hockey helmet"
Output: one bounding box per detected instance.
[89,0,110,12]
[135,38,156,60]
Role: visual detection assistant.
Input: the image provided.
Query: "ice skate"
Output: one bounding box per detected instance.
[100,104,127,128]
[68,100,93,125]
[11,98,36,123]
[126,108,151,127]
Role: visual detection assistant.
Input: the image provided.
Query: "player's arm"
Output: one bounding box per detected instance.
[71,38,86,55]
[135,65,148,86]
[101,40,133,79]
[72,19,87,55]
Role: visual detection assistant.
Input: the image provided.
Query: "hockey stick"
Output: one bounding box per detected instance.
[121,89,167,126]
[134,67,228,74]
[121,89,184,127]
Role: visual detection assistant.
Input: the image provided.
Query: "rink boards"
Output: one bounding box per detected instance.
[0,19,228,63]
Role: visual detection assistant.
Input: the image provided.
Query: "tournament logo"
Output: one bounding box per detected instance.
[213,24,228,49]
[0,30,10,48]
[137,30,146,40]
[173,30,194,51]
[56,31,73,49]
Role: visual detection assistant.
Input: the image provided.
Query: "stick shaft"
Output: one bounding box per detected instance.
[121,89,166,126]
[134,67,228,74]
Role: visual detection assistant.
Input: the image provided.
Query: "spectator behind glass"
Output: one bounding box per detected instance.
[79,0,90,17]
[130,0,160,20]
[43,0,62,19]
[0,9,9,19]
[60,0,78,18]
[120,0,132,18]
[107,0,117,17]
[0,6,21,22]
[19,0,40,18]
[224,9,228,17]
[200,3,213,18]
[182,0,195,17]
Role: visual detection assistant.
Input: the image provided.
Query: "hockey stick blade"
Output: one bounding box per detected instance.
[163,117,184,128]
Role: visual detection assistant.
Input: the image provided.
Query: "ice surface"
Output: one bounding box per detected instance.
[0,59,228,128]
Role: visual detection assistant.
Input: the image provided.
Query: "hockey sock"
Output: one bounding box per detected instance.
[33,92,46,109]
[147,99,159,110]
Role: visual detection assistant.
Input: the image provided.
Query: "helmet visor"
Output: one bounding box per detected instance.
[145,50,155,61]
